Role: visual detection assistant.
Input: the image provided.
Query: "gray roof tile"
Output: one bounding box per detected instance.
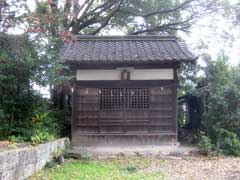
[60,35,197,64]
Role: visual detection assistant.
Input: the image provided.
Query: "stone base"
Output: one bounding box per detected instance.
[68,144,199,159]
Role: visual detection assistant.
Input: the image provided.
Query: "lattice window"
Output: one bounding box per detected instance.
[99,88,149,110]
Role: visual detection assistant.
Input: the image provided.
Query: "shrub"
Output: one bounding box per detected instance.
[8,135,27,143]
[198,134,214,155]
[6,99,61,145]
[217,129,240,156]
[30,129,55,145]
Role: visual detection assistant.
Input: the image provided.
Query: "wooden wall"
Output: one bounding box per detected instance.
[71,79,178,147]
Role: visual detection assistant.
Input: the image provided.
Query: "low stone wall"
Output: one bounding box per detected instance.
[0,138,69,180]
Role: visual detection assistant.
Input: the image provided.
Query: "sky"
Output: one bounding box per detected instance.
[182,13,240,66]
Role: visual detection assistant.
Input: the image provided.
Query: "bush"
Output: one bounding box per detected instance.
[6,98,65,145]
[8,135,27,143]
[198,134,214,155]
[30,129,55,145]
[217,129,240,156]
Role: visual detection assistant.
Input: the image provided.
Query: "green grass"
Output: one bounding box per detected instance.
[29,157,166,180]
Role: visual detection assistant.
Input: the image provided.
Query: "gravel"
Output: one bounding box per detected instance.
[144,155,240,180]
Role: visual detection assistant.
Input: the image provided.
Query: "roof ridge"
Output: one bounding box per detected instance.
[75,35,177,41]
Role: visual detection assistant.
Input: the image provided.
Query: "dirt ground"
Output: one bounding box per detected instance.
[0,141,10,149]
[146,155,240,180]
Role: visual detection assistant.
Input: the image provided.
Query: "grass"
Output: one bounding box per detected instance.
[29,157,166,180]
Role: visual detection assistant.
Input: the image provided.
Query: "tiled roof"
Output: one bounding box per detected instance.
[60,35,197,64]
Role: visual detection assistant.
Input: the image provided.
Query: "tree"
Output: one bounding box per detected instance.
[28,0,220,36]
[0,0,68,140]
[195,54,240,137]
[0,0,27,32]
[0,34,36,136]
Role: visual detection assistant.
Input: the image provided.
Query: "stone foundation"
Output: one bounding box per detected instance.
[69,144,199,159]
[0,138,69,180]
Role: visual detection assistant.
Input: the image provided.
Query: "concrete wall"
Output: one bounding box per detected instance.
[130,69,174,80]
[0,138,69,180]
[76,68,174,80]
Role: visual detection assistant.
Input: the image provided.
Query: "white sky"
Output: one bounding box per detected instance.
[181,14,240,66]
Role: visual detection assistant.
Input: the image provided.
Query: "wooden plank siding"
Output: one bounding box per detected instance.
[71,78,178,147]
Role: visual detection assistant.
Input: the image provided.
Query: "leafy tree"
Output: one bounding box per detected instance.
[194,54,240,144]
[26,0,220,36]
[0,34,66,141]
[0,34,36,135]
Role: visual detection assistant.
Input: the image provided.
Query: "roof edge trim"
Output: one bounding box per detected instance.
[75,35,177,41]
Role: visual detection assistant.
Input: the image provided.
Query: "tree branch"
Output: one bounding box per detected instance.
[74,0,121,34]
[144,0,194,18]
[63,0,71,30]
[120,0,195,18]
[89,0,124,35]
[129,17,193,35]
[77,0,95,21]
[91,0,114,13]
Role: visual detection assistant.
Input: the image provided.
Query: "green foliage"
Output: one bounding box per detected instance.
[198,133,214,155]
[8,135,27,143]
[216,129,240,156]
[25,0,220,36]
[200,55,240,136]
[0,34,39,138]
[5,97,63,145]
[191,54,240,156]
[111,0,185,35]
[0,34,67,144]
[30,130,55,146]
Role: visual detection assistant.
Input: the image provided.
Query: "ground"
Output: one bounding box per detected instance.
[29,155,240,180]
[0,141,9,150]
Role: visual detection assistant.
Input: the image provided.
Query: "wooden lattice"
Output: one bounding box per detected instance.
[99,88,149,110]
